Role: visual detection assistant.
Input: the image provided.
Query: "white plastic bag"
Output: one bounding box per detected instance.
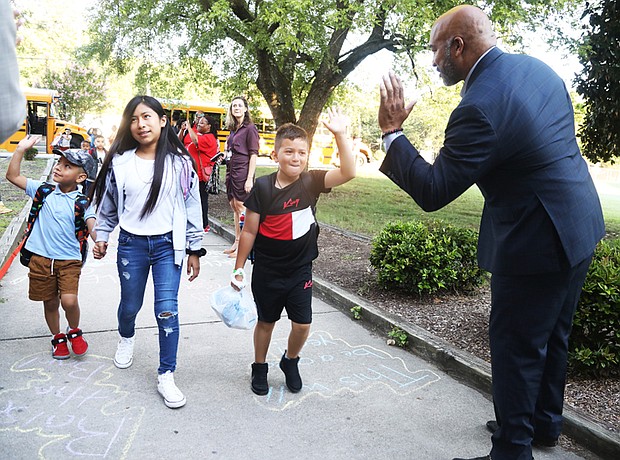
[211,286,258,330]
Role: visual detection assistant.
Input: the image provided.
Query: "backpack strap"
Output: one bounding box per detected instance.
[74,193,90,264]
[23,183,56,239]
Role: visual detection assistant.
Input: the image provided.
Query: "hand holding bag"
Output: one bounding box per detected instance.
[211,286,258,330]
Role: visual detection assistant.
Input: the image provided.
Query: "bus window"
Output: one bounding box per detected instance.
[203,111,223,130]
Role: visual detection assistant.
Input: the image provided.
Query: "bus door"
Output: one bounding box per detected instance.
[27,99,51,153]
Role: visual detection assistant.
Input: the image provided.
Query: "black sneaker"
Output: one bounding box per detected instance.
[251,362,269,395]
[279,351,302,393]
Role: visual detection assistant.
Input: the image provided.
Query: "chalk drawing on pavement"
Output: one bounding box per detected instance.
[254,330,441,411]
[0,353,145,459]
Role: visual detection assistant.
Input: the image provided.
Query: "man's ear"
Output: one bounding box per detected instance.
[453,36,465,57]
[271,150,278,162]
[76,172,87,184]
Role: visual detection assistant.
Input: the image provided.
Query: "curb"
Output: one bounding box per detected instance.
[210,216,620,460]
[0,158,55,275]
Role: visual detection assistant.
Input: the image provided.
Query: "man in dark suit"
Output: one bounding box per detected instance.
[378,5,605,460]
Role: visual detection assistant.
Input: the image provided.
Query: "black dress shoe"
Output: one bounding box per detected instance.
[452,456,490,460]
[533,436,558,447]
[486,420,499,433]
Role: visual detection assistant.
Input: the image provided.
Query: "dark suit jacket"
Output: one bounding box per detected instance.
[380,47,605,275]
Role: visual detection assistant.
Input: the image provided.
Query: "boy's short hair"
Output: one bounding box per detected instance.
[274,123,309,152]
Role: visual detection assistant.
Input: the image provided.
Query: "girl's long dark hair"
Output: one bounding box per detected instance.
[225,96,253,132]
[90,95,193,219]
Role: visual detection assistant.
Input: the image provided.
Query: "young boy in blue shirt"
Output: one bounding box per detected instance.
[6,136,98,359]
[232,108,356,395]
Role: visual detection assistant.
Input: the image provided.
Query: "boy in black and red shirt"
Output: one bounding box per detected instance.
[232,108,356,395]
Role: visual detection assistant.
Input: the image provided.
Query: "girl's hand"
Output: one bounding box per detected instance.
[187,254,200,281]
[93,241,108,259]
[322,107,348,136]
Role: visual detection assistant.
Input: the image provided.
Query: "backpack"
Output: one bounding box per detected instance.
[19,183,91,267]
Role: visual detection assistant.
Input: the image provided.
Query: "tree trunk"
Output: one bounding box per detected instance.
[255,49,297,127]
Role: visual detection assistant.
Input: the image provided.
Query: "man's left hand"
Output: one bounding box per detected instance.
[378,72,417,132]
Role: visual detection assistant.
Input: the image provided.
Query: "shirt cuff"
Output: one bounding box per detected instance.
[383,131,405,152]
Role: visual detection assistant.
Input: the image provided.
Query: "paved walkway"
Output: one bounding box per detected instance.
[0,227,600,460]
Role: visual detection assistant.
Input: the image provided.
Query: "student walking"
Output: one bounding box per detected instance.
[91,96,204,409]
[231,108,356,395]
[6,136,97,359]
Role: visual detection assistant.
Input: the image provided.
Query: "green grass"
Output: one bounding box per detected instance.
[256,165,620,238]
[3,161,617,239]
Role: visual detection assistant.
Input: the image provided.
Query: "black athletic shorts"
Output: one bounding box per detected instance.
[251,263,313,324]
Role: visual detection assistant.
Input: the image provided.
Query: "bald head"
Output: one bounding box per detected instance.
[430,5,497,85]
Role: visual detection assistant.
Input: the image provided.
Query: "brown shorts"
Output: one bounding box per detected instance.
[28,255,82,301]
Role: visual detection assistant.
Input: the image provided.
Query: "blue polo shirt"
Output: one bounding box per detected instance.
[24,179,96,261]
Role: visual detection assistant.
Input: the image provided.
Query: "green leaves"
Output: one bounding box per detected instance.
[570,239,620,377]
[85,0,582,143]
[576,0,620,163]
[369,220,486,296]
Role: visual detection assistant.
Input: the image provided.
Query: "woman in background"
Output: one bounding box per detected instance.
[223,96,259,257]
[183,115,219,231]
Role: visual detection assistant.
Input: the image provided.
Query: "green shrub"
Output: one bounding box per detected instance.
[24,147,38,161]
[569,239,620,377]
[369,220,485,296]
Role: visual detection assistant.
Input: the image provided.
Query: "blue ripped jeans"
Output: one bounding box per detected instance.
[116,229,182,374]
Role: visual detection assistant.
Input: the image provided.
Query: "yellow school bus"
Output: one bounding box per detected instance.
[254,112,373,167]
[0,88,89,154]
[160,100,228,152]
[162,100,279,156]
[253,109,276,156]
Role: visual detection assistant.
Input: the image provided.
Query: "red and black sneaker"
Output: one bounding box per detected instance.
[66,328,88,356]
[51,333,70,360]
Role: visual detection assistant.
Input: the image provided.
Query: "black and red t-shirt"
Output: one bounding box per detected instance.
[244,170,330,271]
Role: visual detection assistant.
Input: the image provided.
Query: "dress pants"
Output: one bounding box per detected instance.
[489,255,592,460]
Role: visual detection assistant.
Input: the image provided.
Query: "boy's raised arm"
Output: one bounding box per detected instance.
[6,135,40,191]
[323,107,356,189]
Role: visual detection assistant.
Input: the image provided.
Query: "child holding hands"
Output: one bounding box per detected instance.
[232,108,356,395]
[91,96,203,409]
[6,136,97,359]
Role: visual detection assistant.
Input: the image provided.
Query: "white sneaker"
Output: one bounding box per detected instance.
[157,371,186,408]
[114,336,135,369]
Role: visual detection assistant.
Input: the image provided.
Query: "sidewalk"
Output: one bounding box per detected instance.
[0,224,603,459]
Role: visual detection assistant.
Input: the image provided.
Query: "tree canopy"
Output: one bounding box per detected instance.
[575,0,620,164]
[87,0,579,140]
